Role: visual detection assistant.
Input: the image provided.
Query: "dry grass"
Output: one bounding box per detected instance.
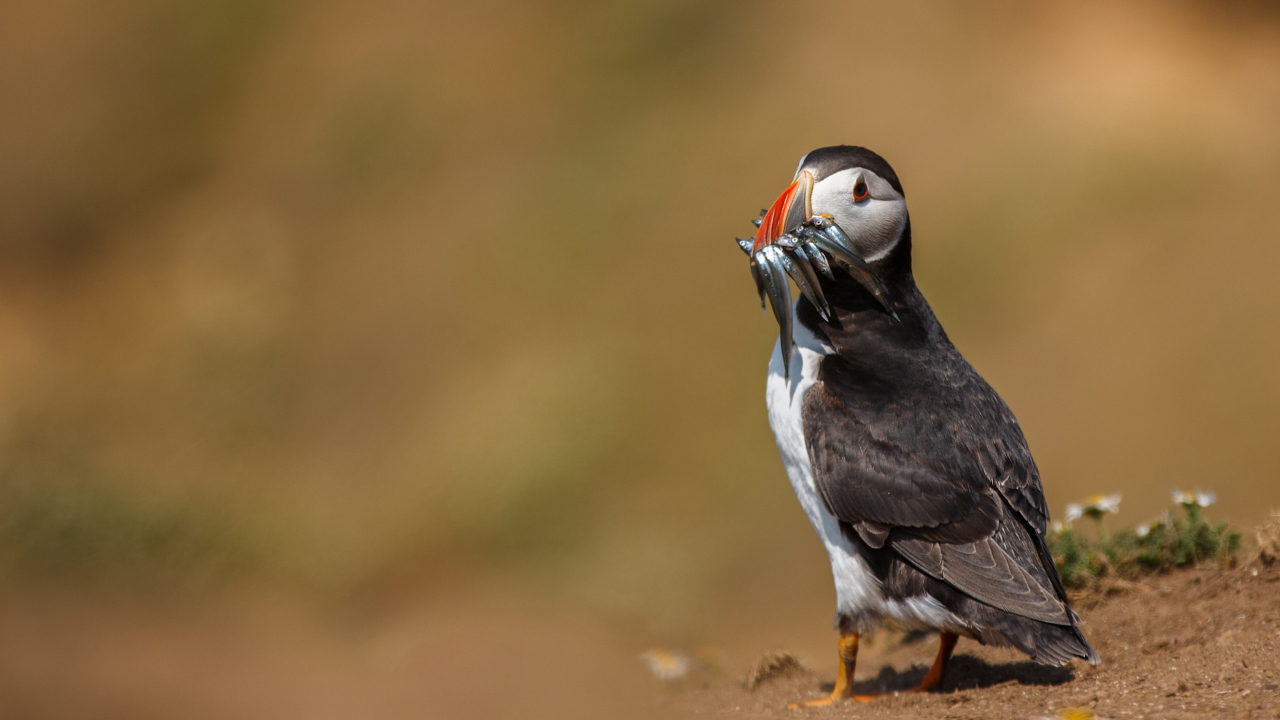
[744,651,809,691]
[1256,510,1280,566]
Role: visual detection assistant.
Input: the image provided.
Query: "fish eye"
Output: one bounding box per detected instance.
[852,179,869,201]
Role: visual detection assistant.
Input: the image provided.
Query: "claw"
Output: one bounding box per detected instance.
[782,250,831,321]
[807,219,900,321]
[736,237,753,256]
[757,246,793,375]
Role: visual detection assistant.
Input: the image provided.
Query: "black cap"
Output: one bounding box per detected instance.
[799,145,904,197]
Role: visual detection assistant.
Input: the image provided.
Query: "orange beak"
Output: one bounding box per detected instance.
[751,170,814,254]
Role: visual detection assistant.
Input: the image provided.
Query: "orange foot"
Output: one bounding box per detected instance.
[787,693,877,708]
[786,631,958,709]
[787,632,873,709]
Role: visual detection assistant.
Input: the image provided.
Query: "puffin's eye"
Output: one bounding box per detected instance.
[852,179,869,201]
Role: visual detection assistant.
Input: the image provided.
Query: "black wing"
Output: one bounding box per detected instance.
[803,348,1070,625]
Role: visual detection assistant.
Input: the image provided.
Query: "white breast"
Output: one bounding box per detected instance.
[764,304,971,633]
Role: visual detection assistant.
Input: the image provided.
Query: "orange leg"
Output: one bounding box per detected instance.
[906,631,958,693]
[788,631,959,709]
[787,632,878,708]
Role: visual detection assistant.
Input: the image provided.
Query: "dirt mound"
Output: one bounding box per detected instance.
[680,564,1280,719]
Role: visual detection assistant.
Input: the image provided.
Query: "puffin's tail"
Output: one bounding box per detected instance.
[969,609,1099,666]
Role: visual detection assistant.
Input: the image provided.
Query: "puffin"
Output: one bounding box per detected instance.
[737,146,1097,706]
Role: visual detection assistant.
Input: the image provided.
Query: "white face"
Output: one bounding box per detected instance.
[805,167,907,262]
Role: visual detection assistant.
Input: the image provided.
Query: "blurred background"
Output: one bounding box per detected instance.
[0,0,1278,717]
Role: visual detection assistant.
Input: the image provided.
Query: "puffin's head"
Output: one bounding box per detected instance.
[741,146,908,374]
[753,145,908,265]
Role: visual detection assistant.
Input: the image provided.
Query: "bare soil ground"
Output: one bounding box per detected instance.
[677,564,1280,719]
[0,563,1275,719]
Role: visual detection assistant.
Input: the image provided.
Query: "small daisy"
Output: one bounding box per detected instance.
[1050,520,1068,534]
[1080,489,1121,517]
[1136,522,1153,538]
[641,649,691,681]
[1065,494,1121,541]
[1172,489,1215,508]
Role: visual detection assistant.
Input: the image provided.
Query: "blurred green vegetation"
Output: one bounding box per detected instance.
[1048,498,1242,589]
[0,454,259,584]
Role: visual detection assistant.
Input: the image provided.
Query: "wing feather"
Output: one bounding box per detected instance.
[892,504,1071,625]
[800,340,1071,624]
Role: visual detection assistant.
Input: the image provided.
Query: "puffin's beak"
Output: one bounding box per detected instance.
[747,171,814,377]
[752,170,813,254]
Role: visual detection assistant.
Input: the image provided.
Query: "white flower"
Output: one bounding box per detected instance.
[1050,521,1067,534]
[1085,493,1123,514]
[1067,494,1121,522]
[641,649,690,681]
[1172,489,1216,508]
[1136,522,1152,538]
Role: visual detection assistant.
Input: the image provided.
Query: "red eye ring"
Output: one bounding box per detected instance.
[852,180,869,201]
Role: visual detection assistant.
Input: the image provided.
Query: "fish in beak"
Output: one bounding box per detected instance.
[736,171,897,375]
